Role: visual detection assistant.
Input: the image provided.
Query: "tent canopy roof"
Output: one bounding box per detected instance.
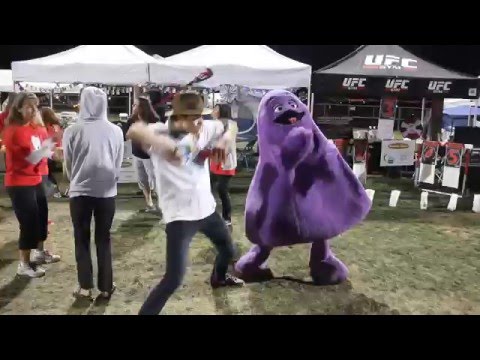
[315,45,477,80]
[11,45,159,85]
[154,45,311,89]
[0,70,14,92]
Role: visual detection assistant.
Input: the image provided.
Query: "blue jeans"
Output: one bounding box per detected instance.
[139,212,234,315]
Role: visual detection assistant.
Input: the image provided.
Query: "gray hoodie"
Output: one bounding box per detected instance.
[63,87,124,198]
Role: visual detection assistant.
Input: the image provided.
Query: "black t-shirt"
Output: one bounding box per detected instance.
[125,118,151,159]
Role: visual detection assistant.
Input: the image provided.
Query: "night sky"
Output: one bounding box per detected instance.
[1,45,479,76]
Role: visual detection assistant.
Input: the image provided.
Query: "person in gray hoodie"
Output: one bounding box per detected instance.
[63,87,124,301]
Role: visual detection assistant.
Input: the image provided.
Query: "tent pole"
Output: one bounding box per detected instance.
[421,98,425,125]
[128,87,132,117]
[468,103,473,127]
[307,84,315,115]
[473,98,479,126]
[50,90,54,109]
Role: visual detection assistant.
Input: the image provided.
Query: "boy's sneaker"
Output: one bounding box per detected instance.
[225,220,233,232]
[53,191,62,199]
[17,262,46,278]
[32,250,61,265]
[73,287,94,301]
[210,273,245,289]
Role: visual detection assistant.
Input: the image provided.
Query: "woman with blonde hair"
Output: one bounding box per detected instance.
[3,92,60,278]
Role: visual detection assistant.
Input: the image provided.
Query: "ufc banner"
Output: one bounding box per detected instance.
[313,74,479,99]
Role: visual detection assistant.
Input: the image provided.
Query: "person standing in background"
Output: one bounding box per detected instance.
[63,87,124,300]
[41,107,64,198]
[125,96,160,213]
[3,92,60,278]
[210,104,238,230]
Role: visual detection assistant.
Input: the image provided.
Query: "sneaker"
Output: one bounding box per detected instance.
[73,287,94,301]
[32,250,61,265]
[53,192,62,199]
[48,220,55,226]
[225,220,233,232]
[17,262,46,278]
[98,283,116,301]
[211,273,245,289]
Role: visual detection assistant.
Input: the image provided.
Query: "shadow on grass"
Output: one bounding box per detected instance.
[0,276,31,311]
[112,212,158,261]
[66,298,93,315]
[244,279,398,315]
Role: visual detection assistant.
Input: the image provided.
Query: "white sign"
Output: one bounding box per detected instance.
[380,140,416,167]
[377,119,395,140]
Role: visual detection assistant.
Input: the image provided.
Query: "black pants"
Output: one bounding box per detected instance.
[210,174,233,222]
[70,197,115,292]
[7,184,48,250]
[138,212,234,315]
[47,159,58,186]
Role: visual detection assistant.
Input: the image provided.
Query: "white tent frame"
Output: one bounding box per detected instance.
[150,45,312,104]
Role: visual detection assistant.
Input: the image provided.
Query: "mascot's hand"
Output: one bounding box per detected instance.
[281,127,314,170]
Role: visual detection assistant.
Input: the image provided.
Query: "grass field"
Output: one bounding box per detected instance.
[0,175,479,315]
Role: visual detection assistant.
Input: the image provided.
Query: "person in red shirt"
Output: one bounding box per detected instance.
[3,92,60,278]
[209,104,238,230]
[40,107,63,198]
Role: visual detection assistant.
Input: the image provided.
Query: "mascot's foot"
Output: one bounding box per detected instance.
[234,245,274,283]
[310,255,349,286]
[234,265,274,283]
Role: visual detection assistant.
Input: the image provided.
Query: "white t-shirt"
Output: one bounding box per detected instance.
[149,120,225,224]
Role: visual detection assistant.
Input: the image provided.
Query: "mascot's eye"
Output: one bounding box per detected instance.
[289,102,298,109]
[273,105,284,113]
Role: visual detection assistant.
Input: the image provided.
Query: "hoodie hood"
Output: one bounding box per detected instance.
[79,87,108,122]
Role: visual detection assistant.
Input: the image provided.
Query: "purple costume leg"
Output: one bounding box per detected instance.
[235,245,274,282]
[309,241,349,285]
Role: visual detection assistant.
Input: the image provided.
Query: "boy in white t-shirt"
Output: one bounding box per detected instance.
[128,92,244,315]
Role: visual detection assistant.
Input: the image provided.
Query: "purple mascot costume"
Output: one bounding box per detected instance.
[235,90,372,285]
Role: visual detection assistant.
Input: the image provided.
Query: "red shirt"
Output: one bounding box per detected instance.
[37,127,49,176]
[0,110,9,137]
[3,124,44,187]
[210,161,236,176]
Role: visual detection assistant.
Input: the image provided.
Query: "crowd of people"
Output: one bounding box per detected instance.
[0,87,243,314]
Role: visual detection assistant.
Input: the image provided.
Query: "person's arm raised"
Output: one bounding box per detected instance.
[127,122,182,164]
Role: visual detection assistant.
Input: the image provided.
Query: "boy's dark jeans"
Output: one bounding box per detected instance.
[139,212,234,315]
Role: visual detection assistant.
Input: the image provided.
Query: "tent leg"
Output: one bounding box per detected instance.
[421,98,425,126]
[473,98,479,127]
[128,88,132,117]
[50,90,54,109]
[307,85,313,115]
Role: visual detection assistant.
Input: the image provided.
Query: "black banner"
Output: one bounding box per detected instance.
[313,74,480,99]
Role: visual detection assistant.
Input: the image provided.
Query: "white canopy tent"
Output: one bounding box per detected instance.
[1,69,83,93]
[151,45,312,89]
[0,70,14,92]
[11,45,163,85]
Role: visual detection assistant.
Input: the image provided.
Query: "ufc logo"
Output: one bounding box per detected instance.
[385,79,410,92]
[342,77,366,89]
[365,55,418,70]
[428,81,452,93]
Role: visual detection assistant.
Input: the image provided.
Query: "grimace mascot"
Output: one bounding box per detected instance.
[235,90,372,285]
